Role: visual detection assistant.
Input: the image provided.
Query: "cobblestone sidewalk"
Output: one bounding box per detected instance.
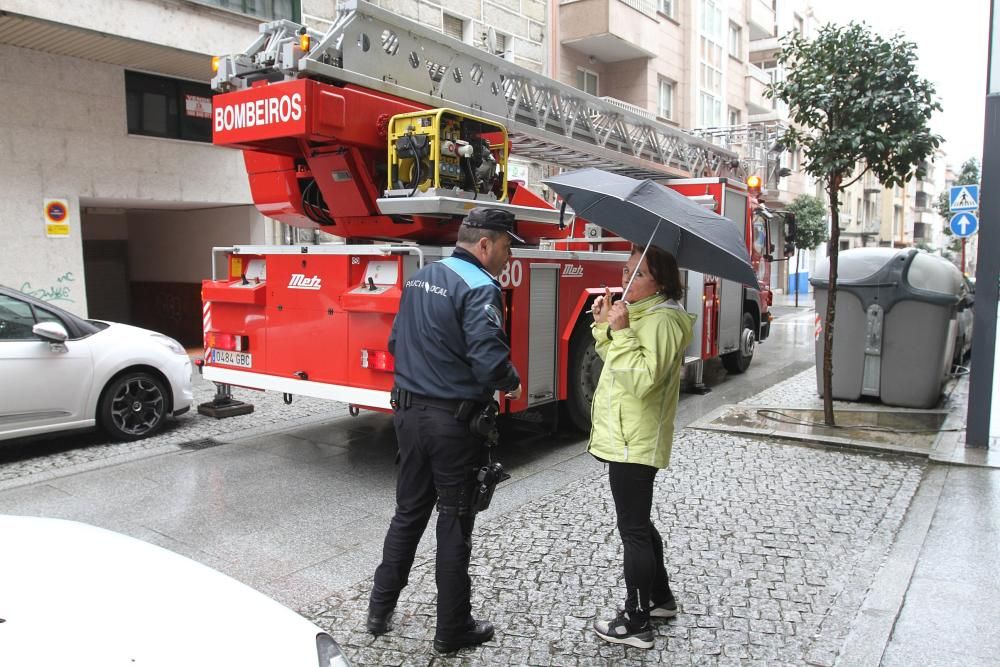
[303,428,924,666]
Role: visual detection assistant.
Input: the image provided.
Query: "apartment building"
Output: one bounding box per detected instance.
[746,0,818,293]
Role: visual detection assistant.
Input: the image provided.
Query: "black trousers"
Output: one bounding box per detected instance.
[370,402,483,637]
[607,461,671,621]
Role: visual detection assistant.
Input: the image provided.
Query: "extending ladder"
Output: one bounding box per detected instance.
[212,0,744,180]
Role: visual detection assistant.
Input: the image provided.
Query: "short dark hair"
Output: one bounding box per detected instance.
[457,225,505,245]
[632,244,683,300]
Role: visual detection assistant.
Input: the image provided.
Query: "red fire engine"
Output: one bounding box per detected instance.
[199,0,782,429]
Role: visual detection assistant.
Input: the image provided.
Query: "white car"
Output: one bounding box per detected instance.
[0,515,352,667]
[0,285,194,442]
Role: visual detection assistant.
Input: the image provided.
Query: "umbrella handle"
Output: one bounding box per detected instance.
[558,197,569,230]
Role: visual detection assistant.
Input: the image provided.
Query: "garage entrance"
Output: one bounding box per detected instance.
[81,204,270,347]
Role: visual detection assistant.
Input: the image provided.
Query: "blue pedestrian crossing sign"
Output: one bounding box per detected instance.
[949,185,979,211]
[950,212,979,238]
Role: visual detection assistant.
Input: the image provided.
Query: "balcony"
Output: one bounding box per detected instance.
[747,0,775,41]
[749,36,779,56]
[600,96,655,120]
[560,0,659,62]
[746,64,772,115]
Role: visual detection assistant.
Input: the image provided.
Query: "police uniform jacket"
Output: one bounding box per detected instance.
[389,246,520,403]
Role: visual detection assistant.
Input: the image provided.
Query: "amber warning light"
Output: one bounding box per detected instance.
[206,332,249,352]
[746,175,762,193]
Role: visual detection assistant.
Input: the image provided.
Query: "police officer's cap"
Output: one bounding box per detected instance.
[462,207,525,244]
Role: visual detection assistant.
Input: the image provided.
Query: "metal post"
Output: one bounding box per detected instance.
[966,0,1000,448]
[961,238,966,274]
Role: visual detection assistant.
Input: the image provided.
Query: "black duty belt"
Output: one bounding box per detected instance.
[391,387,475,412]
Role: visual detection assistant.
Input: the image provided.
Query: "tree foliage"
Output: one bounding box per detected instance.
[786,194,828,250]
[766,22,942,425]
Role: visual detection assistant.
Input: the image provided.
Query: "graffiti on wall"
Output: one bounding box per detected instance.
[20,271,76,303]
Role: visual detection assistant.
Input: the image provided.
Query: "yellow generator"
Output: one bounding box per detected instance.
[386,108,508,200]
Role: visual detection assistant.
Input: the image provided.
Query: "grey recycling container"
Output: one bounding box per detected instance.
[810,248,963,408]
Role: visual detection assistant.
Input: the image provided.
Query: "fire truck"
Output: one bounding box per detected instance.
[200,0,782,430]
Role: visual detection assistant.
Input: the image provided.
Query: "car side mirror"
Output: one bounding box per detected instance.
[763,254,774,262]
[33,321,68,343]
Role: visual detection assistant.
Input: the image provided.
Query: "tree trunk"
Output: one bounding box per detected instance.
[794,248,801,307]
[822,176,842,426]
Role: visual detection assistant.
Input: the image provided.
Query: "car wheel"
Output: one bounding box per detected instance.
[721,312,756,374]
[562,321,603,432]
[99,371,169,441]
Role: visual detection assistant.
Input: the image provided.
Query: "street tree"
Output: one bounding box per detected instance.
[785,194,828,307]
[767,22,942,425]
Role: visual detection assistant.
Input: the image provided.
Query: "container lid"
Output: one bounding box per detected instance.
[906,251,963,296]
[811,247,905,285]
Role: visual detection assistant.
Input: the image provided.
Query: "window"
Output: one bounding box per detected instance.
[0,295,36,340]
[0,295,64,340]
[577,68,598,96]
[658,79,674,119]
[494,32,509,58]
[657,0,674,18]
[189,0,299,21]
[729,22,742,58]
[698,0,724,127]
[728,107,741,126]
[126,71,214,143]
[443,14,465,41]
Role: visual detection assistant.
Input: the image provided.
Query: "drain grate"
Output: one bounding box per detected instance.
[178,438,224,451]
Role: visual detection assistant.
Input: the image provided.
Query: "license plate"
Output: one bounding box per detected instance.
[210,349,252,368]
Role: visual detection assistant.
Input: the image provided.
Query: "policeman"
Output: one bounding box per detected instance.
[367,207,523,653]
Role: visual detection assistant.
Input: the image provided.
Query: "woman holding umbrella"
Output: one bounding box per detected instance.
[589,244,695,649]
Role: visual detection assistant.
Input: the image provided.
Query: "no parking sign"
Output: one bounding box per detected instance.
[44,198,70,238]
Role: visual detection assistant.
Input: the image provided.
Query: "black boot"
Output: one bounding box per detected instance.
[433,619,494,653]
[365,607,394,636]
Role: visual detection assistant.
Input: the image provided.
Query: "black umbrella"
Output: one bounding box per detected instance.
[542,168,758,289]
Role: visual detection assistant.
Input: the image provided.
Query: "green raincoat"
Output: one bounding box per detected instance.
[587,294,696,469]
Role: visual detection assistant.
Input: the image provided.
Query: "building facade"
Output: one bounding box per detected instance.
[0,0,544,343]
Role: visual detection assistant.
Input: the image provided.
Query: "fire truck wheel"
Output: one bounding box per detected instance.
[98,371,169,441]
[721,312,756,375]
[562,323,603,432]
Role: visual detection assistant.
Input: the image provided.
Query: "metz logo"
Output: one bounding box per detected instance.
[562,265,584,278]
[288,274,321,290]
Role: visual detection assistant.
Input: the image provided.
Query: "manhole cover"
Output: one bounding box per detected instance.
[178,438,224,451]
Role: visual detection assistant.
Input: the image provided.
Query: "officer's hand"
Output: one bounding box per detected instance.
[592,287,612,324]
[608,301,630,331]
[505,383,522,400]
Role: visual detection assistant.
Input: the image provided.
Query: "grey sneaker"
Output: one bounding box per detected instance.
[649,594,678,618]
[593,611,654,649]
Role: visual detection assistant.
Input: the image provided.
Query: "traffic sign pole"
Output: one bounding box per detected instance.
[967,0,999,448]
[961,238,966,274]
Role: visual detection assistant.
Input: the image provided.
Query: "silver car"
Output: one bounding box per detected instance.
[0,286,194,442]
